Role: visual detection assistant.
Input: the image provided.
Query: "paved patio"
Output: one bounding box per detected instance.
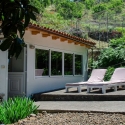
[34,87,125,113]
[32,87,125,101]
[42,87,125,95]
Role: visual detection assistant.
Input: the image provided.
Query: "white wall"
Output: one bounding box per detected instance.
[24,31,88,97]
[0,50,8,100]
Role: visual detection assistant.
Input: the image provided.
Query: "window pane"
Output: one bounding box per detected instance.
[75,55,82,75]
[51,51,62,75]
[35,49,49,76]
[64,53,73,75]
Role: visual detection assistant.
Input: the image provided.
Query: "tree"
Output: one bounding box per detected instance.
[30,0,44,13]
[55,0,84,19]
[0,0,39,58]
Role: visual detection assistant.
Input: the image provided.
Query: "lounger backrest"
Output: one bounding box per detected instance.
[110,68,125,82]
[88,69,107,82]
[35,69,44,76]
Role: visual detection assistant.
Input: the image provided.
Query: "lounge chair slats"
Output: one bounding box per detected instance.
[87,68,125,94]
[65,69,107,93]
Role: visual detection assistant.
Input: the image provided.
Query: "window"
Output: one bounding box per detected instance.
[75,55,82,75]
[64,53,73,75]
[35,48,83,77]
[35,49,49,76]
[51,51,62,75]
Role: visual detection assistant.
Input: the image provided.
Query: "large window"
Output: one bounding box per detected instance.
[64,53,73,75]
[75,55,82,75]
[35,48,83,77]
[51,51,62,75]
[35,49,49,76]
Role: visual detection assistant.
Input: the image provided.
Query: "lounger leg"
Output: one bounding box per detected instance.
[87,87,91,93]
[65,87,69,93]
[114,86,117,91]
[90,87,93,91]
[77,86,81,93]
[102,86,106,94]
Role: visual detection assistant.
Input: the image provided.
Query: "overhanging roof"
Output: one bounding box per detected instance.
[27,23,96,48]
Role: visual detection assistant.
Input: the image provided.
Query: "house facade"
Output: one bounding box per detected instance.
[0,24,95,100]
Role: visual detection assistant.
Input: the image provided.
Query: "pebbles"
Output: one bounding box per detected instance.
[8,112,125,125]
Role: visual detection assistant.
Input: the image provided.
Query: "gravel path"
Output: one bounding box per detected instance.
[9,111,125,125]
[6,101,125,125]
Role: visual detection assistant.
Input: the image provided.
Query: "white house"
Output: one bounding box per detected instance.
[0,23,95,100]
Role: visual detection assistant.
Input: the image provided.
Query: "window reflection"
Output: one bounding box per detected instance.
[35,49,49,76]
[35,48,82,77]
[51,51,62,75]
[75,55,82,75]
[64,53,73,75]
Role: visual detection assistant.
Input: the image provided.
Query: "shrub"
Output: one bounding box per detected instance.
[104,67,115,81]
[0,97,39,124]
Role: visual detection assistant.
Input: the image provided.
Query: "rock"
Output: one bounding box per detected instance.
[30,117,36,121]
[30,114,36,117]
[18,120,23,124]
[42,111,47,115]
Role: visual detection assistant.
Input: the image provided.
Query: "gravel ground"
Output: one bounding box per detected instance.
[8,111,125,125]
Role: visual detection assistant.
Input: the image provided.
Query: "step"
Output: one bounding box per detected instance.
[32,88,125,101]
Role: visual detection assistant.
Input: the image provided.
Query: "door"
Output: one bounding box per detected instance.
[8,73,25,98]
[8,48,27,98]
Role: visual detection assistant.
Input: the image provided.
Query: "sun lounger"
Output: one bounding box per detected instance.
[35,69,44,76]
[65,69,107,93]
[87,68,125,94]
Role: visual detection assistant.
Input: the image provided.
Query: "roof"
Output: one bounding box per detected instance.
[27,23,96,48]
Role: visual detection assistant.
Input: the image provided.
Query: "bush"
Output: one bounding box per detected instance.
[92,36,125,70]
[0,97,39,124]
[104,67,115,81]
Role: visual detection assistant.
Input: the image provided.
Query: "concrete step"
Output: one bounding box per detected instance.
[35,101,125,113]
[32,94,125,101]
[32,88,125,101]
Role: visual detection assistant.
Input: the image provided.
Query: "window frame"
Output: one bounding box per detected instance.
[35,47,83,78]
[35,47,50,78]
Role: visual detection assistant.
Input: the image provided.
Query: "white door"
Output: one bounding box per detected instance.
[8,48,27,98]
[8,72,26,98]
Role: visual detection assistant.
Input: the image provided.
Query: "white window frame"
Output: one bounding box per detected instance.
[35,47,83,78]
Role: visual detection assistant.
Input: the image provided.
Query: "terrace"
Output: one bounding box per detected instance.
[32,87,125,101]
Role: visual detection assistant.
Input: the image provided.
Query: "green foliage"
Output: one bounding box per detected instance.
[30,0,54,12]
[55,0,84,19]
[115,27,125,35]
[84,0,95,9]
[30,0,44,13]
[109,36,125,48]
[51,51,62,75]
[104,67,115,81]
[92,3,107,19]
[109,0,123,13]
[92,0,124,19]
[0,97,38,124]
[97,47,125,68]
[39,10,68,30]
[93,36,125,69]
[92,3,107,13]
[0,0,38,58]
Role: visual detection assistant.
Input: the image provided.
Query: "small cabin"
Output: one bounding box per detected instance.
[0,23,95,100]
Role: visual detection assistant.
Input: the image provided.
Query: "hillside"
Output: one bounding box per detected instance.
[31,0,125,48]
